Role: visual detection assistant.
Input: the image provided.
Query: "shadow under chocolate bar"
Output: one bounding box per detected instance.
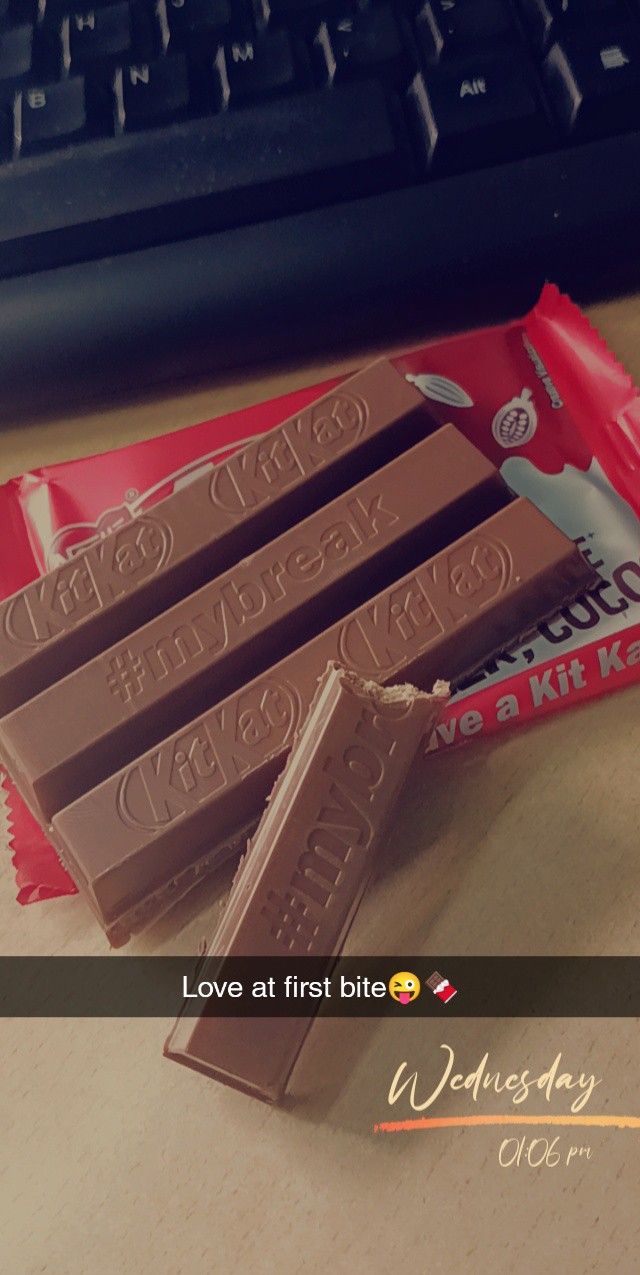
[0,427,505,822]
[0,359,434,716]
[164,665,446,1103]
[49,497,598,946]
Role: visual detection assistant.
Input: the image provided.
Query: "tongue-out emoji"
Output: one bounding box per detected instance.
[389,973,421,1005]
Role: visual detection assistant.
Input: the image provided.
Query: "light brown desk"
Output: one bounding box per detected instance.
[2,299,640,1275]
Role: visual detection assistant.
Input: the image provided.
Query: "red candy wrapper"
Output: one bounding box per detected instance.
[2,284,640,906]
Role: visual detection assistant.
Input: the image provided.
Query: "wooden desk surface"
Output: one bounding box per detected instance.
[1,298,639,1275]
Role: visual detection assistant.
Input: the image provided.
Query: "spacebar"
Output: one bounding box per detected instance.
[0,82,410,277]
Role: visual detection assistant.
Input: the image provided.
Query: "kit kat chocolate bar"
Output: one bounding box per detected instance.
[0,427,503,822]
[0,359,599,945]
[49,497,597,946]
[0,360,433,716]
[164,663,446,1103]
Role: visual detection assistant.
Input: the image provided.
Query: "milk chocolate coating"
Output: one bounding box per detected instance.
[0,360,432,715]
[0,361,600,948]
[164,663,446,1103]
[0,427,503,820]
[50,497,598,946]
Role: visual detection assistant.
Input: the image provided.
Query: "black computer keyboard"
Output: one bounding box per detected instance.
[0,0,639,411]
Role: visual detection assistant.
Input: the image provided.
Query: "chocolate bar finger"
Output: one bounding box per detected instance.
[164,663,447,1103]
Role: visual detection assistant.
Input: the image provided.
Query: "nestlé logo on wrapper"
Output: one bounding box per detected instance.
[116,677,301,831]
[3,513,172,648]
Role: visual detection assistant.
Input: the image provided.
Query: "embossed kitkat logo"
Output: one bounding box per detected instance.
[209,391,368,515]
[338,576,440,673]
[116,677,301,831]
[3,515,172,648]
[298,391,368,449]
[338,532,512,675]
[440,533,512,612]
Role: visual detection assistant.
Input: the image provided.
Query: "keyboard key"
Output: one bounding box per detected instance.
[410,54,548,172]
[165,0,231,47]
[15,77,87,152]
[224,31,302,102]
[543,25,640,137]
[120,53,191,127]
[520,0,624,51]
[416,0,519,62]
[0,79,409,252]
[316,6,410,86]
[69,4,132,69]
[0,23,32,80]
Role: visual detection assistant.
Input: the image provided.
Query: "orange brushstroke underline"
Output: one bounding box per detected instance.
[373,1114,640,1133]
